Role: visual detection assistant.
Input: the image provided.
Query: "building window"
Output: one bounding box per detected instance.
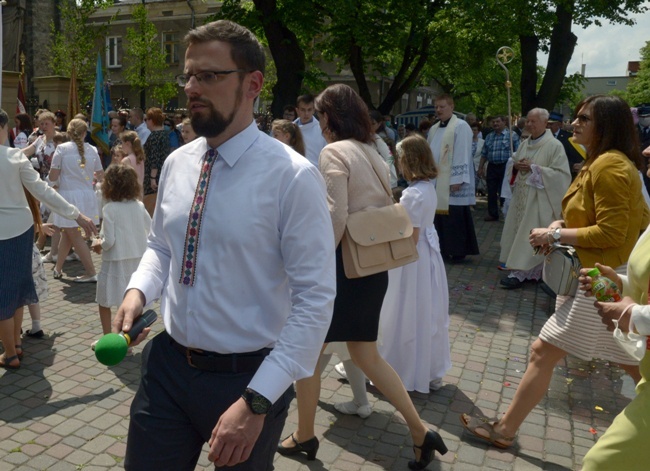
[606,80,617,86]
[163,32,179,65]
[106,36,121,68]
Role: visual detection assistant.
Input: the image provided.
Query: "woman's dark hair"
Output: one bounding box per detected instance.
[0,108,9,128]
[112,115,127,129]
[369,109,387,134]
[102,164,141,202]
[315,84,373,143]
[15,113,32,133]
[576,95,643,170]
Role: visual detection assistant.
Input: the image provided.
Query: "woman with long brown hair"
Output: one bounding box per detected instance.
[277,84,447,470]
[461,95,650,449]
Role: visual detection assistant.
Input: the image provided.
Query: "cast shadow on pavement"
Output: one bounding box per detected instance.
[0,332,117,424]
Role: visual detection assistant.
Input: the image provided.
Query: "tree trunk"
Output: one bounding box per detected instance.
[253,0,306,117]
[535,3,577,112]
[520,2,577,114]
[519,34,539,115]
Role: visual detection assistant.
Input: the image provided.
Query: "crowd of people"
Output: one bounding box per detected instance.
[2,18,650,471]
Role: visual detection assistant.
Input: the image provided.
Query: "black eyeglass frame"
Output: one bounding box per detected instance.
[175,69,250,87]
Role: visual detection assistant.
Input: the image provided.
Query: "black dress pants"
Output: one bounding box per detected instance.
[125,331,293,471]
[486,162,507,219]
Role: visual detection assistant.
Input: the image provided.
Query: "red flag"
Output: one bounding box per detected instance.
[17,80,26,114]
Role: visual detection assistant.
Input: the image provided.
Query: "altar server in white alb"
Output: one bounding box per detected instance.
[427,94,479,261]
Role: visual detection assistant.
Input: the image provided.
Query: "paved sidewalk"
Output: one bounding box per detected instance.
[0,201,634,471]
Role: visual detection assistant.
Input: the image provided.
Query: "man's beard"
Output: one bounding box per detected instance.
[188,89,242,138]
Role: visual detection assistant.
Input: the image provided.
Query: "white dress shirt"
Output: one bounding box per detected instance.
[127,121,336,403]
[294,117,327,167]
[135,122,151,145]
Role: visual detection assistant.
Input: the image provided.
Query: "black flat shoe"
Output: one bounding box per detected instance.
[25,329,44,338]
[500,276,523,289]
[277,432,319,461]
[408,430,448,470]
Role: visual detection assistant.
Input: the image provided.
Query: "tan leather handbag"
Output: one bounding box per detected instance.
[340,143,418,278]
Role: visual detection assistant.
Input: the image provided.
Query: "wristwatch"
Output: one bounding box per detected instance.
[552,227,561,242]
[242,388,272,415]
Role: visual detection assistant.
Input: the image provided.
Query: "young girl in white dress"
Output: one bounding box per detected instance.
[378,135,451,393]
[334,135,452,416]
[91,165,151,349]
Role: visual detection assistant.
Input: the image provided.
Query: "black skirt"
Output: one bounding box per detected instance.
[434,205,480,258]
[324,245,388,343]
[0,226,38,320]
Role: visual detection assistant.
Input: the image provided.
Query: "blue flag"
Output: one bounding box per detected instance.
[91,53,110,155]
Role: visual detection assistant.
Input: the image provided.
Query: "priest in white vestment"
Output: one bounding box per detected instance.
[499,108,571,289]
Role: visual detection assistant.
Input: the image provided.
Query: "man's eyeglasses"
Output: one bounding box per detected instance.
[175,70,248,87]
[576,114,591,124]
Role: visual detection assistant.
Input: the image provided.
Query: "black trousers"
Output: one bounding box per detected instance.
[125,331,293,471]
[486,162,507,219]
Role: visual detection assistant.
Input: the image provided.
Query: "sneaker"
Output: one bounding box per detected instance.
[66,252,80,261]
[41,252,57,263]
[429,378,443,391]
[334,401,372,418]
[90,340,98,351]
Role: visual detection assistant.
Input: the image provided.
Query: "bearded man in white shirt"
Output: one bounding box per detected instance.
[115,20,336,471]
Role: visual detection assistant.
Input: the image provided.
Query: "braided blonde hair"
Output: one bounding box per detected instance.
[67,118,88,167]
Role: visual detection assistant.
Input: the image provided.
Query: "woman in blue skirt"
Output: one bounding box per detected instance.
[0,109,97,369]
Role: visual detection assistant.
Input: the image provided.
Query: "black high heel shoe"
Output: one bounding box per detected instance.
[408,430,448,470]
[277,432,319,461]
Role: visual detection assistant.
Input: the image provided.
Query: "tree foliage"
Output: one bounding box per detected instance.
[49,0,115,104]
[625,40,650,106]
[214,0,647,117]
[122,4,177,107]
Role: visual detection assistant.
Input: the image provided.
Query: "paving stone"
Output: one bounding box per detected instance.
[0,202,632,471]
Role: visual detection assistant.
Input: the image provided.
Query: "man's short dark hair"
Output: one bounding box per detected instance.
[184,20,265,75]
[296,94,315,106]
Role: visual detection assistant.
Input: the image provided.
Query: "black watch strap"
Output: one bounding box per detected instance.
[242,388,271,415]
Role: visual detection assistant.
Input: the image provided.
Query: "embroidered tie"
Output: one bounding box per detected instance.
[180,149,217,286]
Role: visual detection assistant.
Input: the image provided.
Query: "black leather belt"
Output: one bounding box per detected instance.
[169,337,271,373]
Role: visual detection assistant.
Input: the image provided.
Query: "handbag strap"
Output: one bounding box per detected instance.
[356,141,395,203]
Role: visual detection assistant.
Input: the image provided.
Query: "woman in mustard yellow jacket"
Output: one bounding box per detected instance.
[461,95,649,448]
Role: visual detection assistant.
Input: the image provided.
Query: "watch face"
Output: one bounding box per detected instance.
[251,395,271,414]
[245,389,271,414]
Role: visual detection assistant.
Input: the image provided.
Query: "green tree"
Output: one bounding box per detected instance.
[123,4,177,109]
[215,0,647,117]
[626,40,650,105]
[495,0,648,113]
[49,0,115,104]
